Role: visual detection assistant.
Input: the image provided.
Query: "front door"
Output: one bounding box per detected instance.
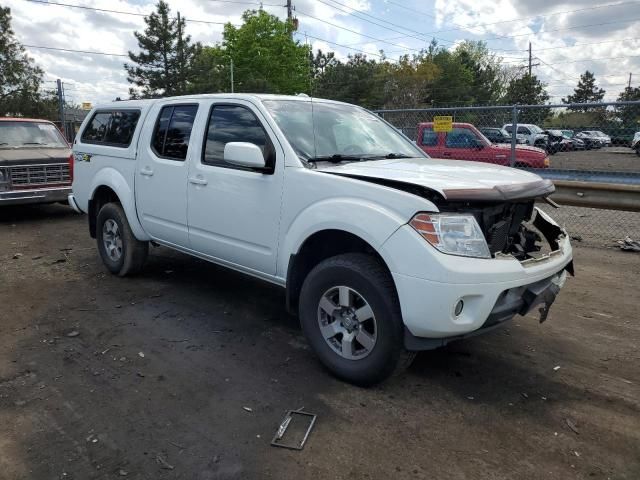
[187,101,284,277]
[443,127,492,163]
[135,102,200,247]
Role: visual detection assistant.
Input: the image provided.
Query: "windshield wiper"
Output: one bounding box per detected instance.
[22,142,47,145]
[0,142,8,146]
[306,154,365,164]
[362,153,413,160]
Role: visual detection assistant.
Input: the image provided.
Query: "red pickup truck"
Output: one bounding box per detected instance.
[417,122,549,168]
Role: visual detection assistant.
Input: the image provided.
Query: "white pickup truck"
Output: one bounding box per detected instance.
[69,94,573,385]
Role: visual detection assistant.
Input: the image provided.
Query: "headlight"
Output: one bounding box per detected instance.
[0,169,8,191]
[409,213,491,259]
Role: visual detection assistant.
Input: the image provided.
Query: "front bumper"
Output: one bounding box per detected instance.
[0,186,71,206]
[380,208,573,344]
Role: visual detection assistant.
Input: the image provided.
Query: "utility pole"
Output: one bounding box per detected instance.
[528,42,539,76]
[177,11,184,94]
[56,79,65,139]
[286,0,296,40]
[230,59,234,93]
[629,72,633,89]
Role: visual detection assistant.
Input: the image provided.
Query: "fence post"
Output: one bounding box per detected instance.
[510,104,518,167]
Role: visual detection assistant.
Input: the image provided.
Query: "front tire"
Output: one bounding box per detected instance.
[96,202,148,276]
[299,253,411,386]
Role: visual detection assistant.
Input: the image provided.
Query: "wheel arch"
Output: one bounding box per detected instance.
[88,167,149,240]
[285,229,399,316]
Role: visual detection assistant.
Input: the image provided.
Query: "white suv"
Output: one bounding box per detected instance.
[503,123,548,147]
[69,94,573,385]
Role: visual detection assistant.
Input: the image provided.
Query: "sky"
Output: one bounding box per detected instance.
[4,0,640,105]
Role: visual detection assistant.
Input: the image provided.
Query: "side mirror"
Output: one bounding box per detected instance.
[223,142,266,170]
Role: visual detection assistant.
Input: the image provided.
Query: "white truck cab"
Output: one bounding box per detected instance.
[69,94,573,385]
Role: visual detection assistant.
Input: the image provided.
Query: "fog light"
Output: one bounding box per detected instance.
[454,300,464,316]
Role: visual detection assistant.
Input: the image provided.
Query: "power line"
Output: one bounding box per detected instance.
[491,36,640,53]
[296,8,422,53]
[25,44,129,57]
[314,0,456,45]
[296,32,389,59]
[23,0,247,26]
[346,14,640,48]
[385,0,640,37]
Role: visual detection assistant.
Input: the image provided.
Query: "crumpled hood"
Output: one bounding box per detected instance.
[0,147,71,166]
[316,157,554,201]
[494,143,546,155]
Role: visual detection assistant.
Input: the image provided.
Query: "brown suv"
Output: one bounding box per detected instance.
[0,118,72,206]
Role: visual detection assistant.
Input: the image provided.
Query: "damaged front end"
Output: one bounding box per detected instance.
[436,185,574,324]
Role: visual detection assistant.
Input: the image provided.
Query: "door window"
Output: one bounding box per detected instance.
[517,126,531,135]
[203,105,274,169]
[421,128,438,146]
[445,128,478,148]
[151,104,198,160]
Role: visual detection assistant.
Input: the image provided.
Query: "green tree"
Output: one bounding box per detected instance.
[562,70,606,109]
[0,6,50,116]
[191,10,309,94]
[125,1,200,98]
[616,85,640,126]
[312,53,389,108]
[502,74,549,105]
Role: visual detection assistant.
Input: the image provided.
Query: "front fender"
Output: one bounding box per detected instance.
[90,167,150,241]
[278,197,415,278]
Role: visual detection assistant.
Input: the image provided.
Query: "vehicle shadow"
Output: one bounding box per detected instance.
[0,203,77,224]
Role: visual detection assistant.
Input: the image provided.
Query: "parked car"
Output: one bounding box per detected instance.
[502,123,548,148]
[418,122,549,168]
[479,127,526,144]
[559,130,584,150]
[69,95,573,386]
[592,131,612,147]
[632,131,640,156]
[575,131,604,149]
[543,129,572,154]
[0,118,73,206]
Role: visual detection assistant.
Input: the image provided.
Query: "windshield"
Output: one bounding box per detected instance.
[0,121,68,148]
[262,100,425,162]
[529,125,543,134]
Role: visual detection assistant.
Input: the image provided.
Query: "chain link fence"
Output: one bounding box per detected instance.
[375,101,640,247]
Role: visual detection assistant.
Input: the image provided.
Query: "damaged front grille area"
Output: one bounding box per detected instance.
[439,200,551,260]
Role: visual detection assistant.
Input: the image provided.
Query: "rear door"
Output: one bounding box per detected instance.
[135,101,201,247]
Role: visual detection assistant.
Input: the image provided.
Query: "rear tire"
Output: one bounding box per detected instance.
[298,253,411,386]
[96,202,148,276]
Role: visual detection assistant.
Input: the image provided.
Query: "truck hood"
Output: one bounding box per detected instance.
[316,157,554,201]
[0,147,71,166]
[493,143,547,157]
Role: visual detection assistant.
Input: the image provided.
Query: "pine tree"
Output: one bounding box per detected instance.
[125,1,200,98]
[0,6,47,116]
[502,74,549,105]
[562,71,606,110]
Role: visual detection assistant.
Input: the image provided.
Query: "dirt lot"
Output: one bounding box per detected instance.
[1,204,639,480]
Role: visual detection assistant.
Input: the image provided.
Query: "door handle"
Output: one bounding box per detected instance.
[189,176,208,186]
[140,167,154,177]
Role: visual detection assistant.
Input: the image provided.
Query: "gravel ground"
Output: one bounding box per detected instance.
[549,147,639,172]
[1,204,639,480]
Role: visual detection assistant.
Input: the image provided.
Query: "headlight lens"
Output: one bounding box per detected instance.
[410,213,491,259]
[0,169,8,191]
